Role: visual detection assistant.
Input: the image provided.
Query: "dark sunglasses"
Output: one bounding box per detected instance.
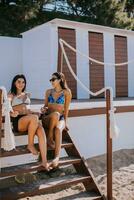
[49,77,58,82]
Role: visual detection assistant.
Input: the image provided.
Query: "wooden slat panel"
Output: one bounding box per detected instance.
[115,36,128,97]
[58,27,77,99]
[89,32,104,98]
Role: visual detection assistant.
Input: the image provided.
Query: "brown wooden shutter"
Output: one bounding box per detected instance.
[115,36,128,97]
[58,27,77,99]
[88,32,104,98]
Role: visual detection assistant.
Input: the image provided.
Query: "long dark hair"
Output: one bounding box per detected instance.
[52,72,68,90]
[10,74,26,95]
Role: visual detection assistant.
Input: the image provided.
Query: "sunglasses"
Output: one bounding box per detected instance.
[49,77,58,82]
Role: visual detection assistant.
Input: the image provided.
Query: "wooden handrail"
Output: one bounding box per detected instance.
[106,89,112,200]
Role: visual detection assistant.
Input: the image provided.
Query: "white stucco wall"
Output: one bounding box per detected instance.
[104,32,116,97]
[76,28,89,99]
[0,36,22,91]
[128,36,134,97]
[22,24,58,99]
[68,112,134,159]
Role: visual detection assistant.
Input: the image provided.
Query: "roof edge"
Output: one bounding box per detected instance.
[21,18,134,37]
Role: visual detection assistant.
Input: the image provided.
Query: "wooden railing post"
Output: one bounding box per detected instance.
[106,89,112,200]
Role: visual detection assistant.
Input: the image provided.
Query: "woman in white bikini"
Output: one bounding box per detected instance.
[9,74,50,171]
[41,72,72,168]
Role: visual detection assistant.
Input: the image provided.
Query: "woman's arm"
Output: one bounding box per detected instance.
[8,94,19,117]
[41,89,50,113]
[64,89,72,127]
[8,93,13,102]
[44,90,50,107]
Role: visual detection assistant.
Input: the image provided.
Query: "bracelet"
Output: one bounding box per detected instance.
[43,106,48,109]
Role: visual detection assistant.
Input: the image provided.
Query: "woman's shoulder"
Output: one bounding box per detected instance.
[22,92,29,96]
[63,88,72,96]
[8,93,14,100]
[23,92,31,98]
[45,88,52,95]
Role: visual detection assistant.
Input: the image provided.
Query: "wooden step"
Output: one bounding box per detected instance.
[0,157,81,178]
[1,130,28,137]
[92,197,104,200]
[0,175,93,200]
[1,131,39,147]
[0,142,73,157]
[1,130,70,147]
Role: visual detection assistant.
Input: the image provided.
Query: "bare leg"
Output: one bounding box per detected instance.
[51,127,61,168]
[27,115,39,155]
[18,115,39,155]
[47,113,59,149]
[36,124,50,170]
[54,127,61,158]
[52,120,65,168]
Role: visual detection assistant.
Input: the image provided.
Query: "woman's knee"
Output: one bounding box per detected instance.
[36,124,45,136]
[50,112,59,121]
[55,127,61,135]
[36,127,46,142]
[29,115,39,125]
[56,121,65,132]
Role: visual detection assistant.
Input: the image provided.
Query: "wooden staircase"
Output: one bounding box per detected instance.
[0,131,106,200]
[0,90,106,200]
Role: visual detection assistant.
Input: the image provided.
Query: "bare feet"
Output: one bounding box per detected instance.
[41,162,52,171]
[51,157,59,168]
[47,138,55,149]
[27,145,39,155]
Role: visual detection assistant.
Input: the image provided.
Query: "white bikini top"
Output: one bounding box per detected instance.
[11,94,31,106]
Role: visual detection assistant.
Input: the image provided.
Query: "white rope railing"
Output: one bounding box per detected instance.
[60,39,134,66]
[59,38,120,139]
[0,86,15,151]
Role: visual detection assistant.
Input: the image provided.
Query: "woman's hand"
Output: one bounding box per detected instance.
[10,111,19,118]
[40,106,48,114]
[31,111,41,118]
[25,109,32,115]
[64,125,69,131]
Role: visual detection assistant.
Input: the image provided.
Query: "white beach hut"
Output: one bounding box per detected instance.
[21,18,134,99]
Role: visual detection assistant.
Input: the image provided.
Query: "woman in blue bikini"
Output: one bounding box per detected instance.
[41,72,72,168]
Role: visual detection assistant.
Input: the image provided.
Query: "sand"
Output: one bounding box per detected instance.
[88,149,134,200]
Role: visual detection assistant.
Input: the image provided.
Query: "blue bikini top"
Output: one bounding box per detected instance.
[48,90,65,105]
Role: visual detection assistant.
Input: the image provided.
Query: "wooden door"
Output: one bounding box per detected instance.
[89,32,104,98]
[115,36,128,97]
[58,27,77,99]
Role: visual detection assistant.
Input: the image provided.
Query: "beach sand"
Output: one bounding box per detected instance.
[90,149,134,200]
[17,149,134,200]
